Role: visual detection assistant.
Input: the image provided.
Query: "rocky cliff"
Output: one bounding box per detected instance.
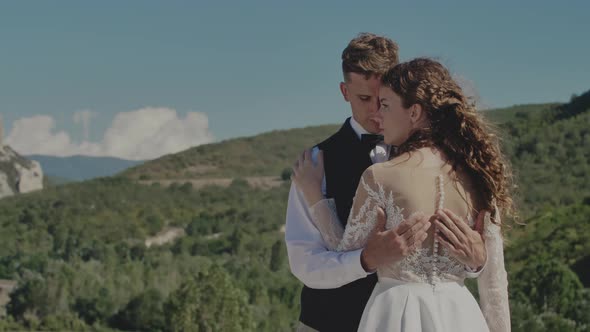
[0,117,44,198]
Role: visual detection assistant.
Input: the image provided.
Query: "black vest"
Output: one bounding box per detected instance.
[299,118,378,331]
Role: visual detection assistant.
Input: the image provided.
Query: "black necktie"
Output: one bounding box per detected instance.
[360,134,384,150]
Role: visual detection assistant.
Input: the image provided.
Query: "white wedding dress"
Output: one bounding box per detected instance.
[308,153,510,332]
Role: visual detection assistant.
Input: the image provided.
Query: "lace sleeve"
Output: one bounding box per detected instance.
[477,209,511,332]
[309,199,344,250]
[308,168,381,252]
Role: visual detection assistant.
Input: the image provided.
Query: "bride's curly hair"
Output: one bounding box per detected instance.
[382,58,515,224]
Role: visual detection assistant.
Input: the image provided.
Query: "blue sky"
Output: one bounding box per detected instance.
[0,1,588,159]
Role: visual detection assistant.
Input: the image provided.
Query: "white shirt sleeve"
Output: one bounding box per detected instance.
[285,148,370,289]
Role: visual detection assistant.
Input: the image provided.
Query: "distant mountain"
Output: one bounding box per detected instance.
[26,155,144,181]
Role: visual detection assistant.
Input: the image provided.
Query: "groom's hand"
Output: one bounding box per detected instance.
[361,209,431,272]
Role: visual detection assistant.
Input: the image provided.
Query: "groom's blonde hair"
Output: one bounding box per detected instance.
[342,33,399,81]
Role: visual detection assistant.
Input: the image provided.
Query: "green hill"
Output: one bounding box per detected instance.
[0,91,589,331]
[122,99,588,216]
[0,178,296,331]
[122,124,338,181]
[121,103,557,182]
[482,103,558,124]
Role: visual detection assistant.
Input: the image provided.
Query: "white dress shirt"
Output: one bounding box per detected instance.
[285,117,483,289]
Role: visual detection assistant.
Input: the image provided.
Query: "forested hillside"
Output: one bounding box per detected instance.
[0,91,588,331]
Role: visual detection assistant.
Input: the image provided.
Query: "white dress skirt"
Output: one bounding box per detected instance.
[358,277,490,332]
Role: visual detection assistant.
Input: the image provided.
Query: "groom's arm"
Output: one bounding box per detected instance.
[285,182,371,289]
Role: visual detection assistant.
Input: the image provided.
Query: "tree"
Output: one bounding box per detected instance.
[110,288,165,332]
[164,265,253,332]
[71,288,115,326]
[511,258,583,317]
[40,312,90,331]
[7,278,49,319]
[18,208,39,228]
[269,240,285,272]
[146,215,164,235]
[229,228,244,255]
[280,168,292,181]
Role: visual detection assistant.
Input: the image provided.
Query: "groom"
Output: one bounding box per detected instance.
[285,33,488,332]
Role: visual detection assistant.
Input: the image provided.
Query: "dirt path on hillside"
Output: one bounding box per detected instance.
[138,176,284,190]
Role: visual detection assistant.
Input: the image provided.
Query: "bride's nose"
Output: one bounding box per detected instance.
[371,112,384,130]
[369,97,380,114]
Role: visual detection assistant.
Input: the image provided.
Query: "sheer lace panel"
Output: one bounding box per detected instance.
[308,163,510,331]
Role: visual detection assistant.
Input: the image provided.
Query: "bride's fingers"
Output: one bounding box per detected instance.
[317,150,324,169]
[304,149,312,166]
[291,166,299,179]
[298,152,306,169]
[294,153,304,171]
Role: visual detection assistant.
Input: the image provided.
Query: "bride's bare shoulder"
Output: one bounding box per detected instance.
[365,155,412,183]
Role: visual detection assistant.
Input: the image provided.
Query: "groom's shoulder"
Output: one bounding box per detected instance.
[316,131,339,150]
[316,120,348,151]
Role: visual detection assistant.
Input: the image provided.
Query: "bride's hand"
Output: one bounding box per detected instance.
[291,149,325,206]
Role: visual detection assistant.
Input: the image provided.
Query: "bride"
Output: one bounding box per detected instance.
[292,58,511,332]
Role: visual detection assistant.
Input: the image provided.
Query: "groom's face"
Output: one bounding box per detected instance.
[340,72,382,134]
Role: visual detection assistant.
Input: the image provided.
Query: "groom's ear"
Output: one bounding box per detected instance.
[339,82,350,102]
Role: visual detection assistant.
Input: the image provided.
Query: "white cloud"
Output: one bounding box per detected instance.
[73,110,97,140]
[5,115,77,156]
[5,107,214,160]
